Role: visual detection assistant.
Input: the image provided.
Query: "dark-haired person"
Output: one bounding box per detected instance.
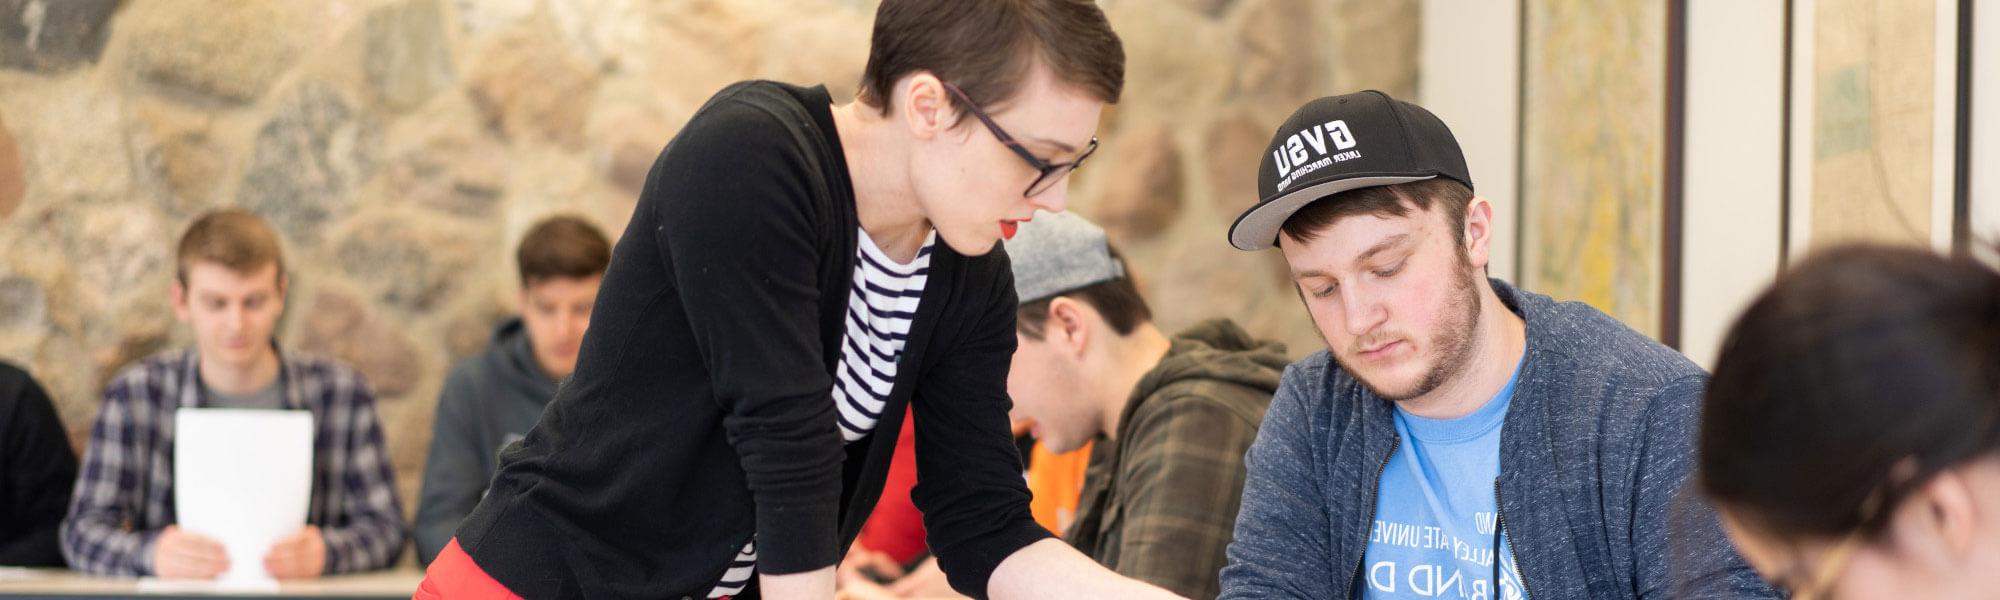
[1215,92,1772,599]
[1699,244,2000,599]
[414,215,612,566]
[845,212,1283,600]
[0,361,76,567]
[415,2,1180,599]
[996,211,1286,599]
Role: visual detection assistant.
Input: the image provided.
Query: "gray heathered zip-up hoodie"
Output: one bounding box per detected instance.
[1219,280,1776,599]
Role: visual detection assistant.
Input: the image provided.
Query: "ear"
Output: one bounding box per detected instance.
[1044,296,1092,358]
[1905,468,1982,563]
[170,279,191,323]
[1463,195,1496,271]
[898,71,956,142]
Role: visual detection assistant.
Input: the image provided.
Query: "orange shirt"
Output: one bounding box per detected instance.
[1026,439,1094,535]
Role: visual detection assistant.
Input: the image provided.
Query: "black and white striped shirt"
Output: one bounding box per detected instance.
[709,228,935,597]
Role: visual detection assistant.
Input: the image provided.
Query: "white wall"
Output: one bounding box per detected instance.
[1420,0,1988,366]
[1420,0,1523,282]
[1680,0,1787,368]
[1786,0,1817,261]
[1975,0,2000,265]
[1933,0,1962,251]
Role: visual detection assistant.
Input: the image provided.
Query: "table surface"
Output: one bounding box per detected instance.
[0,568,421,599]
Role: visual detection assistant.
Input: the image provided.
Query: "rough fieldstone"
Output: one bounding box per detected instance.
[0,0,120,73]
[90,303,173,383]
[1092,126,1185,241]
[0,113,21,220]
[365,0,455,113]
[27,333,98,445]
[297,290,424,398]
[66,207,168,303]
[1108,4,1230,110]
[124,0,313,104]
[133,103,224,213]
[451,0,536,37]
[466,22,601,149]
[147,132,223,214]
[1330,0,1419,98]
[383,113,508,218]
[605,135,657,195]
[643,0,763,109]
[236,84,379,241]
[547,0,648,68]
[331,214,479,313]
[11,79,132,204]
[595,105,668,194]
[0,275,45,329]
[1234,0,1324,102]
[1204,115,1270,212]
[757,12,867,100]
[444,302,509,363]
[1171,0,1238,18]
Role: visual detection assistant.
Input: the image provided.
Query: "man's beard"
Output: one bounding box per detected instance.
[1335,259,1484,401]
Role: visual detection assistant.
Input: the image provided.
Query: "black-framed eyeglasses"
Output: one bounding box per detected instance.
[941,82,1098,198]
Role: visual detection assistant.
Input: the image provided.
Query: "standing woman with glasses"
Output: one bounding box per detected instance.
[412,1,1181,599]
[1698,244,2000,599]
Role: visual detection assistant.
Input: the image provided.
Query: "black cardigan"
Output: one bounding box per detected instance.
[456,82,1050,599]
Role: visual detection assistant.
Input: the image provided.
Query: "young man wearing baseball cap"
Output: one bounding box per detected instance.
[845,212,1288,600]
[1216,91,1774,599]
[1005,211,1287,599]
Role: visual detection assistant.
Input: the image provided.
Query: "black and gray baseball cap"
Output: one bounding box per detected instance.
[1227,90,1472,251]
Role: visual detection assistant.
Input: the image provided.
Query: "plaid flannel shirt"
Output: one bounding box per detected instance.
[1063,320,1285,600]
[59,346,407,575]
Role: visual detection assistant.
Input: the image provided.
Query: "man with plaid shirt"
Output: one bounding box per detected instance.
[992,211,1286,599]
[60,209,405,578]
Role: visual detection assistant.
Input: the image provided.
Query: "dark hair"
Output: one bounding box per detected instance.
[177,209,285,284]
[1017,247,1151,340]
[1699,244,2000,540]
[517,215,612,287]
[1278,178,1474,250]
[857,0,1124,118]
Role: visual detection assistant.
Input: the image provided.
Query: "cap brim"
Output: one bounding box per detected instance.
[1227,175,1439,250]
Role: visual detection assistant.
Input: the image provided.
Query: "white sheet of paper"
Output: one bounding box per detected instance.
[173,408,314,585]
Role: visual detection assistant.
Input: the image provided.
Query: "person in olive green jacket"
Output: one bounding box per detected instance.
[1001,211,1287,600]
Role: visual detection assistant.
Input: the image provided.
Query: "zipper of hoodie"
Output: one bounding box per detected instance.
[1351,432,1397,597]
[1493,477,1533,600]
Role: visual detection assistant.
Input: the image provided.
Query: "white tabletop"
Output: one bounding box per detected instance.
[0,568,421,599]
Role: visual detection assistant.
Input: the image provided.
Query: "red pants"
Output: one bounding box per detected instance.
[413,538,524,600]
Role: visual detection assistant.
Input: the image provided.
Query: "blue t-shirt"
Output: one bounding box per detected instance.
[1362,361,1526,600]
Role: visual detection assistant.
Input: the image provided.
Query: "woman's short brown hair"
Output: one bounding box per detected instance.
[857,0,1124,117]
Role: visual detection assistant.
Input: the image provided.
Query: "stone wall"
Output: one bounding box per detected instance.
[0,0,1416,525]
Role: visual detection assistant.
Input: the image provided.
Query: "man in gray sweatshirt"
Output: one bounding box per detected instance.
[414,215,611,565]
[1216,91,1774,599]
